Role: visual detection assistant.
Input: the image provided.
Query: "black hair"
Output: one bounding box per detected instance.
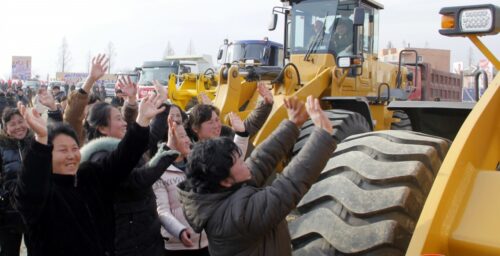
[186,137,241,193]
[187,104,220,141]
[48,123,80,146]
[84,102,114,141]
[52,85,60,90]
[1,107,22,130]
[169,104,188,123]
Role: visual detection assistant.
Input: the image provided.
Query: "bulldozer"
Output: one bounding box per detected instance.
[205,0,499,255]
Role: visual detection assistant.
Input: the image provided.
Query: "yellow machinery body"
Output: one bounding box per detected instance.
[407,71,500,256]
[406,4,500,253]
[212,51,408,146]
[167,73,218,110]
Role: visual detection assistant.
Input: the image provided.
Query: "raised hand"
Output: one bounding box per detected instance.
[153,80,168,101]
[83,54,109,93]
[284,96,308,128]
[228,112,245,133]
[19,105,48,144]
[89,54,109,81]
[305,96,333,134]
[117,76,137,104]
[198,92,212,105]
[38,89,57,111]
[257,82,273,104]
[166,116,178,149]
[136,94,165,127]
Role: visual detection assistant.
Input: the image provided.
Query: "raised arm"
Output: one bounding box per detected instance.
[148,80,170,156]
[37,89,63,123]
[97,94,166,185]
[64,90,88,144]
[14,105,51,225]
[124,147,179,189]
[243,83,274,137]
[229,112,249,159]
[245,96,308,186]
[117,76,139,126]
[240,96,336,235]
[64,54,108,145]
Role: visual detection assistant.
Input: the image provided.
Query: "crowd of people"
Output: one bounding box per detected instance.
[0,54,337,256]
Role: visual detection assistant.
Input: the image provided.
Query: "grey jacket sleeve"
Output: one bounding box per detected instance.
[245,120,299,187]
[243,101,273,137]
[241,127,336,236]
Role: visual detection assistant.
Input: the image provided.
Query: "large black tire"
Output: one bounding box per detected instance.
[391,110,412,131]
[289,130,451,255]
[292,109,371,155]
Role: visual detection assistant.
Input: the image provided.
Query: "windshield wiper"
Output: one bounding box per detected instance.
[304,12,329,62]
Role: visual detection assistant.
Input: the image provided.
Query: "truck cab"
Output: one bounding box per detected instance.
[217,39,284,67]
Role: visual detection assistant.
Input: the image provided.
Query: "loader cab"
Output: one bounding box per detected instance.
[286,0,381,60]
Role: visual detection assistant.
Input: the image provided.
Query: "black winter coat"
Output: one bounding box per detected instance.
[14,122,149,256]
[0,133,32,231]
[80,134,175,256]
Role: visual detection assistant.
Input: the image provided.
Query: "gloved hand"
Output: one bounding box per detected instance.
[147,142,180,168]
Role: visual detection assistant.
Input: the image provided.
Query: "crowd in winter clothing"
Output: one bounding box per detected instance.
[0,54,337,256]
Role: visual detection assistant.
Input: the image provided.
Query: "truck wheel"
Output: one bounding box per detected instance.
[289,130,451,255]
[391,110,412,131]
[292,109,371,156]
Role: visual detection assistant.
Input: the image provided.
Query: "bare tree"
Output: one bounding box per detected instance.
[58,37,72,73]
[164,41,175,58]
[186,40,195,55]
[106,42,117,74]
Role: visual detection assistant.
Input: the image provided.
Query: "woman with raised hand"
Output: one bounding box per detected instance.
[13,95,163,256]
[0,100,60,256]
[178,96,336,256]
[187,82,274,143]
[153,117,209,256]
[0,107,32,256]
[82,91,178,256]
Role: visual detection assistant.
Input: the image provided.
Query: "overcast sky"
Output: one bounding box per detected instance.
[1,0,499,79]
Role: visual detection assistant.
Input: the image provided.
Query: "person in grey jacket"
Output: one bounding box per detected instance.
[178,96,336,256]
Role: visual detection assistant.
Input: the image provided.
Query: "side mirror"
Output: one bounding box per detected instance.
[336,55,364,76]
[217,49,224,60]
[353,7,365,26]
[352,7,365,55]
[268,13,278,31]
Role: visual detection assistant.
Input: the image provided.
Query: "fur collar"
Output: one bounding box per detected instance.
[79,137,120,163]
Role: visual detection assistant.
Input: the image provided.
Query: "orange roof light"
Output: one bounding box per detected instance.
[441,14,455,29]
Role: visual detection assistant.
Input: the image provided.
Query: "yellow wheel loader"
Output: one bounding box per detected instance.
[406,4,500,256]
[208,1,499,255]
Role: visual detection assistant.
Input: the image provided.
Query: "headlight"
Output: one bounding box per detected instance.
[439,4,500,36]
[460,9,493,32]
